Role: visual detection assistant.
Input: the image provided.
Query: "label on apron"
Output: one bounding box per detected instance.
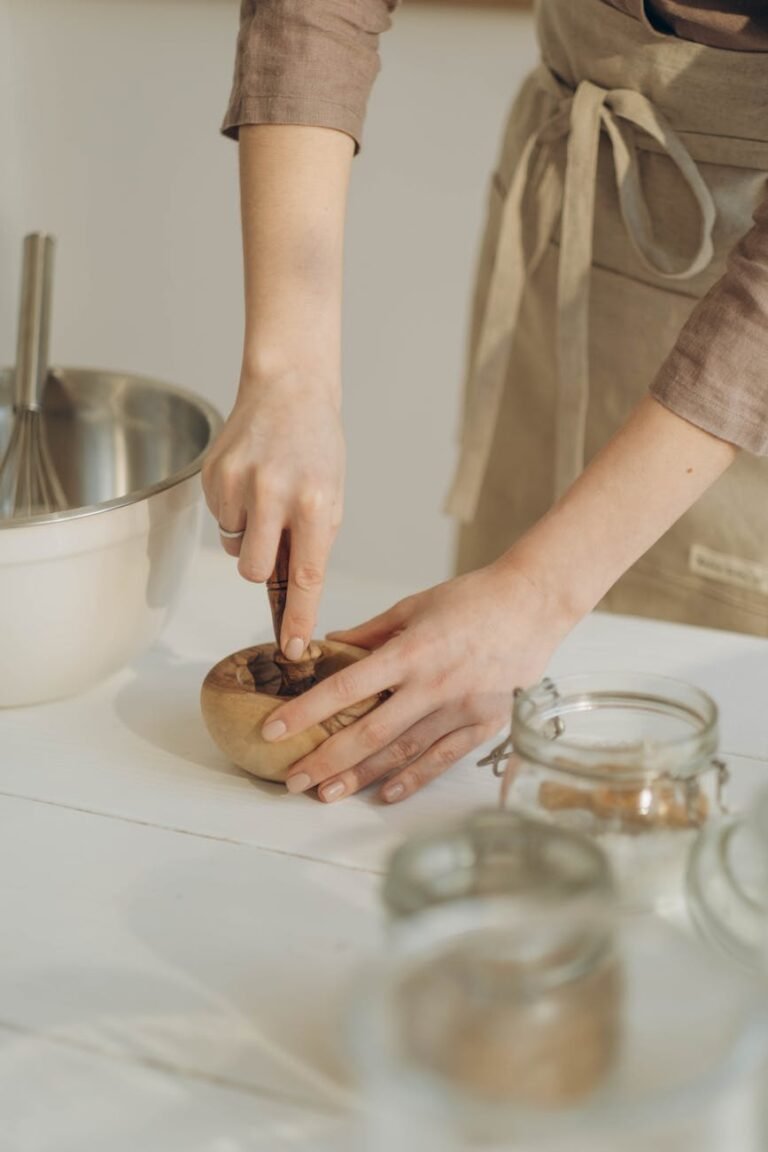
[689,545,768,597]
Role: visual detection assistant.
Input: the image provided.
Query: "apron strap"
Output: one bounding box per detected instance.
[444,105,566,523]
[445,69,717,522]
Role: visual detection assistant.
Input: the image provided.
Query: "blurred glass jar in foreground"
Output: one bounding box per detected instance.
[688,788,768,971]
[345,900,766,1152]
[383,808,613,920]
[381,812,621,1114]
[482,674,729,912]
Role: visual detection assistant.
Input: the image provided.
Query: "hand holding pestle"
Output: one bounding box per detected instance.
[200,531,385,783]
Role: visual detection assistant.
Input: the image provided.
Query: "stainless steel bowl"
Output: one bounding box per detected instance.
[0,367,222,706]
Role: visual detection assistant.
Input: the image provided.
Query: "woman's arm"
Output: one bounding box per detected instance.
[506,394,738,622]
[207,0,395,656]
[258,397,737,804]
[238,124,353,389]
[203,124,353,659]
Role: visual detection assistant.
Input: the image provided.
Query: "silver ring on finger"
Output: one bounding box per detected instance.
[218,525,246,540]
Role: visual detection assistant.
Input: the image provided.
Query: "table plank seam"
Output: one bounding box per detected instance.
[720,747,768,764]
[0,789,386,878]
[0,1018,351,1115]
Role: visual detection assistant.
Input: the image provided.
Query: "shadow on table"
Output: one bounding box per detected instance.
[112,643,251,781]
[119,848,376,1114]
[0,966,349,1151]
[112,644,307,808]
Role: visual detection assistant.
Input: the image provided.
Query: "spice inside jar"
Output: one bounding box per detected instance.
[398,905,622,1108]
[492,674,728,912]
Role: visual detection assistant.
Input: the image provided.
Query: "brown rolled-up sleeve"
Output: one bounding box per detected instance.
[222,0,397,151]
[651,188,768,454]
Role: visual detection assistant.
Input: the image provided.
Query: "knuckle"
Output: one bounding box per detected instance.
[361,718,390,751]
[333,668,359,703]
[285,610,313,635]
[393,635,419,662]
[430,664,453,691]
[436,742,461,770]
[292,563,324,593]
[458,692,480,717]
[296,486,328,518]
[216,461,239,493]
[349,762,377,789]
[238,558,269,583]
[390,736,421,768]
[469,698,494,725]
[256,469,287,504]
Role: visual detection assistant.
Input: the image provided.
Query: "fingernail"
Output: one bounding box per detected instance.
[382,782,405,803]
[321,781,346,803]
[262,718,287,742]
[285,773,312,794]
[284,637,305,661]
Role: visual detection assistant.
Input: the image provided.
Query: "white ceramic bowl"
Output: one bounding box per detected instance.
[0,367,221,706]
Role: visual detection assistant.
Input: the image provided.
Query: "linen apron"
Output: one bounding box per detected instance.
[447,0,768,636]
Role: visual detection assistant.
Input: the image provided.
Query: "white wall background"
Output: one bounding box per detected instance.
[0,0,537,588]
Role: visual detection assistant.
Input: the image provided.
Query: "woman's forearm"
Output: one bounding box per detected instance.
[503,396,738,625]
[203,123,354,636]
[237,124,355,399]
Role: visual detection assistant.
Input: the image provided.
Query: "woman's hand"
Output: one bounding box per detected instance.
[202,372,345,658]
[247,389,737,804]
[260,559,575,804]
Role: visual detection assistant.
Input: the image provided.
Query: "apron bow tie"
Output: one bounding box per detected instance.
[446,67,717,522]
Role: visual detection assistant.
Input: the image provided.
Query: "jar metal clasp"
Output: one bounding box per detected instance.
[709,756,731,814]
[478,679,565,778]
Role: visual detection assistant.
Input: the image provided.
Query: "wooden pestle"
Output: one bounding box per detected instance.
[267,530,322,696]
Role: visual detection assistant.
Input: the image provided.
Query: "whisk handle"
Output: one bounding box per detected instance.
[15,233,55,412]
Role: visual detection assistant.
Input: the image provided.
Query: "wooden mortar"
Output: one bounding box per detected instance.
[201,532,386,783]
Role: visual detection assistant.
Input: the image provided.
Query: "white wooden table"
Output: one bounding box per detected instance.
[2,544,767,1151]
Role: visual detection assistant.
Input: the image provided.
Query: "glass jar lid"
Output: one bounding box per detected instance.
[510,673,719,784]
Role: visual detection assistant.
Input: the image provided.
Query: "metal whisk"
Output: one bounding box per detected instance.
[0,233,67,519]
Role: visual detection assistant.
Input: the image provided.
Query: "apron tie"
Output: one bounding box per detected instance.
[445,67,717,522]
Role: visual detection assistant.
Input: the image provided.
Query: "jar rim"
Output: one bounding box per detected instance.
[382,808,614,919]
[512,672,719,782]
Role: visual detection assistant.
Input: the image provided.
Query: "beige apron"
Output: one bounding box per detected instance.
[447,0,768,636]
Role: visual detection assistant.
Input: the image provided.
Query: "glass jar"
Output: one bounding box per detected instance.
[382,808,613,921]
[481,673,729,913]
[349,896,622,1150]
[687,788,768,971]
[379,812,621,1126]
[345,899,766,1152]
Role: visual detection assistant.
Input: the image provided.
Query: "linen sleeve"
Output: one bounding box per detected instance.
[222,0,397,152]
[650,186,768,454]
